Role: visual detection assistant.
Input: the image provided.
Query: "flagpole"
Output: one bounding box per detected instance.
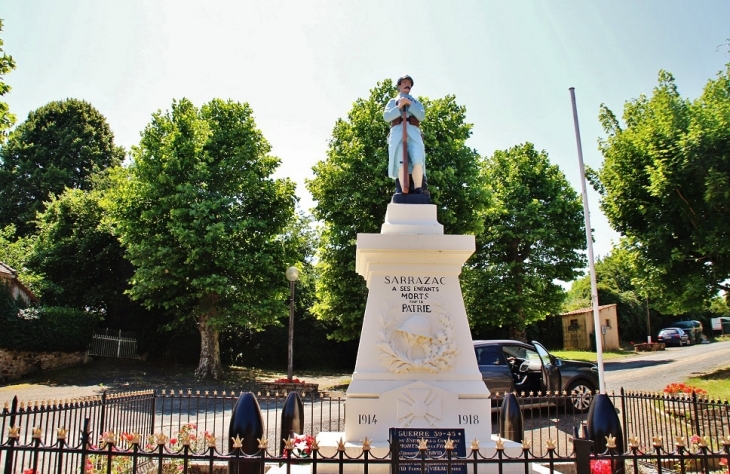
[569,87,606,394]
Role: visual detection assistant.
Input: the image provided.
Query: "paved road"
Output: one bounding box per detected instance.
[602,339,730,393]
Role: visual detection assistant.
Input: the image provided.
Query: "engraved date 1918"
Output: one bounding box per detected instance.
[458,415,479,425]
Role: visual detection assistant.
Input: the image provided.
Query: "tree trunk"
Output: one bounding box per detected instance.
[509,326,527,342]
[194,295,223,379]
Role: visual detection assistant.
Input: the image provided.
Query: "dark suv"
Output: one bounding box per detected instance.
[670,320,703,345]
[474,340,599,412]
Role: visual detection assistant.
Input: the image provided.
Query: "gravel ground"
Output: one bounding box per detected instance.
[0,357,351,404]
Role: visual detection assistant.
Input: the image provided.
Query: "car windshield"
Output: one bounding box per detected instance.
[660,329,677,334]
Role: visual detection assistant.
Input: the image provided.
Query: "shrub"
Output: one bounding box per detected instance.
[0,297,100,352]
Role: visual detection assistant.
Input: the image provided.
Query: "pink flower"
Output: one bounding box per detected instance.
[690,435,701,445]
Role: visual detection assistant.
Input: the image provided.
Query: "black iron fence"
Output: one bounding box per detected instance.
[1,388,729,473]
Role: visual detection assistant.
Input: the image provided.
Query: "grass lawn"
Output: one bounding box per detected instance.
[550,348,635,362]
[685,367,730,400]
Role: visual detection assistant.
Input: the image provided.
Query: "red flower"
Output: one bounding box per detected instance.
[590,459,612,474]
[24,470,36,474]
[274,377,306,384]
[663,382,707,395]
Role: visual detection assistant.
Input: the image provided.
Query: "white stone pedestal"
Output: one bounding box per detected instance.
[342,203,490,445]
[311,432,528,474]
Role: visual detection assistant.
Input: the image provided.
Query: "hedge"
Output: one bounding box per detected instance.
[0,286,99,352]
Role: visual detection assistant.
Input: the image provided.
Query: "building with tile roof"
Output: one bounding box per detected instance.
[0,261,39,305]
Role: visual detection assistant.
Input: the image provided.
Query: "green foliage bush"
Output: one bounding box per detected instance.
[0,288,100,352]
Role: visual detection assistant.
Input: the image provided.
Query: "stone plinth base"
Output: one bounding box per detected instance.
[311,432,534,474]
[634,343,665,352]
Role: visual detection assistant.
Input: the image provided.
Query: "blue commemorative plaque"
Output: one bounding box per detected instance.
[389,427,466,474]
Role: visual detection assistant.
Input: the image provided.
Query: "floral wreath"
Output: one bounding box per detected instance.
[377,302,457,373]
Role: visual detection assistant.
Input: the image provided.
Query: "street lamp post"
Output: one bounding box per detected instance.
[285,266,300,382]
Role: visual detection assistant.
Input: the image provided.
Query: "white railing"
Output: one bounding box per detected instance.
[88,329,140,359]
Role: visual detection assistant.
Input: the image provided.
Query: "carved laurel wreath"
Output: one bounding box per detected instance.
[377,302,458,373]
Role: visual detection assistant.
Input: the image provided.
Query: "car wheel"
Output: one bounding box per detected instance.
[567,381,594,413]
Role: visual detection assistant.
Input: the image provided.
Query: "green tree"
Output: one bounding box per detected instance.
[0,19,16,144]
[464,143,586,339]
[596,67,730,313]
[26,188,131,315]
[0,225,41,293]
[0,99,124,236]
[564,242,659,343]
[307,80,487,341]
[106,98,297,379]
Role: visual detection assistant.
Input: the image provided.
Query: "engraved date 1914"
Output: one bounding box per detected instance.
[358,414,378,425]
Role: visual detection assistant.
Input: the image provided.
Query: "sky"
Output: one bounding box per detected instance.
[3,0,730,274]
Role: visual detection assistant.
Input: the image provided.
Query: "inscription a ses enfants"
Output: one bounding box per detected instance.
[383,276,446,313]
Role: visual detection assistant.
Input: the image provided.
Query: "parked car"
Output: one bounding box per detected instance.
[670,320,703,345]
[473,340,599,412]
[656,327,690,346]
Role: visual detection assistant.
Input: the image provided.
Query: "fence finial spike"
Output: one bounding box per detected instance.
[232,434,243,449]
[521,439,532,450]
[57,427,68,440]
[361,437,370,452]
[337,437,346,452]
[257,436,267,449]
[605,434,616,449]
[471,438,480,452]
[155,433,169,445]
[495,437,505,451]
[418,438,428,450]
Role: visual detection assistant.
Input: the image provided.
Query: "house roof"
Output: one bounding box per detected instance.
[560,304,617,316]
[0,261,17,279]
[0,261,40,303]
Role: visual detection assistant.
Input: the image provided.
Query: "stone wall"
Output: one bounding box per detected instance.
[0,349,88,381]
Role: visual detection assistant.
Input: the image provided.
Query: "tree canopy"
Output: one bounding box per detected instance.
[26,188,130,316]
[106,98,297,378]
[0,19,16,144]
[596,67,730,313]
[307,79,487,341]
[564,242,655,342]
[0,99,124,236]
[464,143,586,338]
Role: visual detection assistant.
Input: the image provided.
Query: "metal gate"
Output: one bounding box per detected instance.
[87,329,140,359]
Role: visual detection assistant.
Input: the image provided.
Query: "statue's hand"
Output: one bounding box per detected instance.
[398,97,412,109]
